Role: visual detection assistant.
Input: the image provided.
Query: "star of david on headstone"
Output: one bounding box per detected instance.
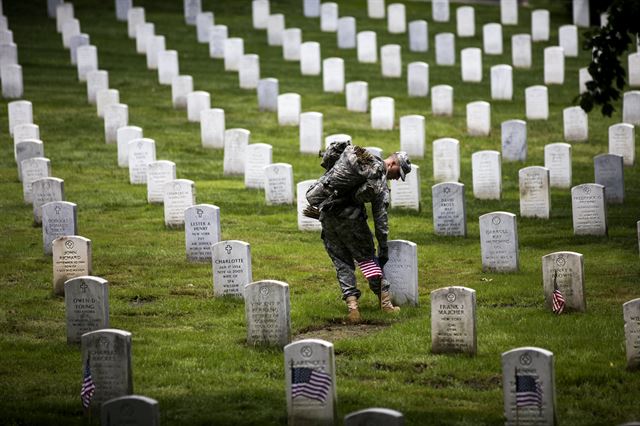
[80,282,88,293]
[225,244,232,254]
[443,187,450,194]
[65,240,74,249]
[492,216,502,226]
[54,205,61,215]
[300,346,313,358]
[519,353,532,366]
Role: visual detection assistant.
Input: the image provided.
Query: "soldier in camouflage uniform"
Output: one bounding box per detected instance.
[310,147,412,323]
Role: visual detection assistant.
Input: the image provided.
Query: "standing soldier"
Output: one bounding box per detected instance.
[306,142,411,323]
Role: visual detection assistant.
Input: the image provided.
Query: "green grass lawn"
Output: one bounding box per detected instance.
[0,0,639,424]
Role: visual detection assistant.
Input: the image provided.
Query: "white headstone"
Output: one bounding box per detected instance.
[431,286,476,354]
[571,183,607,236]
[208,25,227,59]
[456,6,475,37]
[472,150,501,200]
[223,128,250,176]
[304,0,321,18]
[185,204,220,262]
[325,134,352,148]
[573,0,590,27]
[608,123,635,166]
[594,153,624,204]
[346,81,368,112]
[299,111,323,154]
[511,34,532,68]
[252,0,269,29]
[278,93,301,126]
[0,43,17,68]
[563,106,588,142]
[519,166,551,219]
[559,25,578,57]
[265,163,294,205]
[629,53,640,87]
[502,347,557,425]
[32,177,64,225]
[384,240,418,306]
[483,23,503,55]
[127,7,145,39]
[212,240,252,298]
[245,280,291,346]
[381,44,401,77]
[390,164,420,211]
[61,18,80,49]
[8,100,32,136]
[104,103,128,144]
[146,35,165,70]
[53,236,91,296]
[542,251,586,313]
[116,126,142,168]
[200,108,225,149]
[70,33,90,65]
[171,75,193,109]
[297,180,322,231]
[387,3,406,34]
[158,50,179,85]
[135,22,154,54]
[466,101,491,136]
[48,0,64,18]
[357,31,377,63]
[258,78,279,111]
[13,124,39,158]
[525,85,549,120]
[56,3,74,33]
[501,119,527,162]
[301,41,323,76]
[245,143,272,189]
[187,91,210,122]
[479,211,519,272]
[435,33,455,65]
[146,160,176,204]
[128,138,156,184]
[432,182,466,237]
[461,47,482,82]
[320,2,338,32]
[267,14,285,46]
[21,157,50,204]
[432,0,450,22]
[86,70,108,105]
[76,45,99,83]
[196,12,214,44]
[345,409,404,426]
[400,115,425,158]
[1,64,22,98]
[283,28,302,61]
[367,0,385,19]
[184,0,202,25]
[101,396,159,426]
[115,0,132,21]
[531,9,550,41]
[407,62,428,97]
[500,0,518,25]
[15,139,43,181]
[64,276,109,344]
[323,57,344,92]
[433,138,460,183]
[623,91,640,125]
[163,179,195,229]
[579,67,592,94]
[408,20,428,52]
[623,298,640,370]
[544,46,565,84]
[431,85,453,116]
[491,64,513,100]
[43,201,77,257]
[337,17,356,49]
[544,143,572,188]
[370,96,394,130]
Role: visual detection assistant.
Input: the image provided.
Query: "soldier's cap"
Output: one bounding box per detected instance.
[393,151,411,181]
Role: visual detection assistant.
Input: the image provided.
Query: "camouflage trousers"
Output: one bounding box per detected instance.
[320,214,390,300]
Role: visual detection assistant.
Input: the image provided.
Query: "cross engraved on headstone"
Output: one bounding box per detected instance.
[80,282,88,293]
[225,244,232,254]
[196,208,203,218]
[55,206,61,214]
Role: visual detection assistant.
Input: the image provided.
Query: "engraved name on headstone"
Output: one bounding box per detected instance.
[542,251,585,313]
[384,240,418,306]
[43,201,77,256]
[185,204,220,262]
[146,160,176,204]
[544,143,572,188]
[212,240,252,298]
[571,183,607,236]
[163,179,196,229]
[265,163,294,205]
[128,138,156,184]
[64,276,108,344]
[390,164,420,210]
[479,212,518,272]
[223,128,250,176]
[32,177,64,225]
[432,182,466,237]
[53,235,91,296]
[519,166,551,219]
[245,280,291,346]
[431,286,476,354]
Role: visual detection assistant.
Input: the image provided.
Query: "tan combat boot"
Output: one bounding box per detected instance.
[346,296,362,323]
[379,291,400,313]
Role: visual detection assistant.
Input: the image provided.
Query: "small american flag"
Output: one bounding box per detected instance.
[515,373,542,408]
[551,271,565,315]
[81,356,96,409]
[357,258,382,279]
[292,367,332,403]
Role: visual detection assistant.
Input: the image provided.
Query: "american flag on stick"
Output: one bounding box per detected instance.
[81,355,96,410]
[515,370,543,408]
[357,258,383,279]
[291,366,332,403]
[551,270,566,315]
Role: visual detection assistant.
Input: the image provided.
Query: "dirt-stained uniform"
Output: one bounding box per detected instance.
[317,146,391,300]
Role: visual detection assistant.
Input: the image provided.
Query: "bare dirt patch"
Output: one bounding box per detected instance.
[294,320,388,341]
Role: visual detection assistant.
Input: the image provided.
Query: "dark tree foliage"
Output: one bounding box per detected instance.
[577,0,640,116]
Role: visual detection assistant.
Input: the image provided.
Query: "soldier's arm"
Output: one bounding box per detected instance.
[371,189,389,257]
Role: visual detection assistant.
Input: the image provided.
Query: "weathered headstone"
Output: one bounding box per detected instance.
[300,41,321,75]
[21,157,50,204]
[245,143,272,189]
[623,91,640,125]
[456,6,475,37]
[408,20,428,52]
[345,408,404,426]
[563,106,588,142]
[502,347,557,425]
[80,329,133,410]
[278,93,301,126]
[96,88,119,118]
[531,9,550,41]
[623,298,640,370]
[208,24,227,59]
[187,91,210,122]
[0,43,18,68]
[146,160,176,204]
[245,280,291,346]
[466,101,491,136]
[433,138,460,183]
[163,179,195,229]
[432,182,466,237]
[542,251,585,313]
[519,166,551,219]
[608,123,635,166]
[400,114,424,158]
[53,236,91,296]
[346,81,368,112]
[283,28,302,61]
[127,7,145,39]
[64,276,109,344]
[407,62,428,97]
[158,50,179,85]
[384,240,418,306]
[15,139,43,181]
[558,24,578,57]
[491,64,513,100]
[525,85,549,120]
[483,23,503,55]
[1,64,23,98]
[86,70,108,105]
[200,108,225,149]
[337,17,356,49]
[501,120,527,162]
[285,339,337,426]
[265,163,294,205]
[101,395,159,426]
[357,31,377,63]
[196,12,214,44]
[511,34,532,68]
[185,204,220,262]
[223,128,249,176]
[267,14,285,46]
[431,85,453,116]
[479,212,519,272]
[8,100,33,136]
[594,153,624,204]
[212,240,252,298]
[370,96,394,130]
[13,123,40,158]
[571,183,607,236]
[323,57,344,92]
[320,2,338,32]
[500,0,518,25]
[257,78,278,111]
[32,177,64,226]
[43,201,77,256]
[432,0,450,22]
[544,143,572,188]
[381,44,401,78]
[390,164,420,210]
[104,103,128,144]
[544,46,565,85]
[299,111,323,154]
[297,180,322,231]
[431,286,476,354]
[472,150,501,200]
[434,33,455,66]
[128,138,156,184]
[387,3,406,34]
[461,47,482,82]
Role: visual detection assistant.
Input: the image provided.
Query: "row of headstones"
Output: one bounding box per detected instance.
[0,9,25,99]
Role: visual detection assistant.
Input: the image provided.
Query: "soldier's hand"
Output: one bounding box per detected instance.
[378,255,389,268]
